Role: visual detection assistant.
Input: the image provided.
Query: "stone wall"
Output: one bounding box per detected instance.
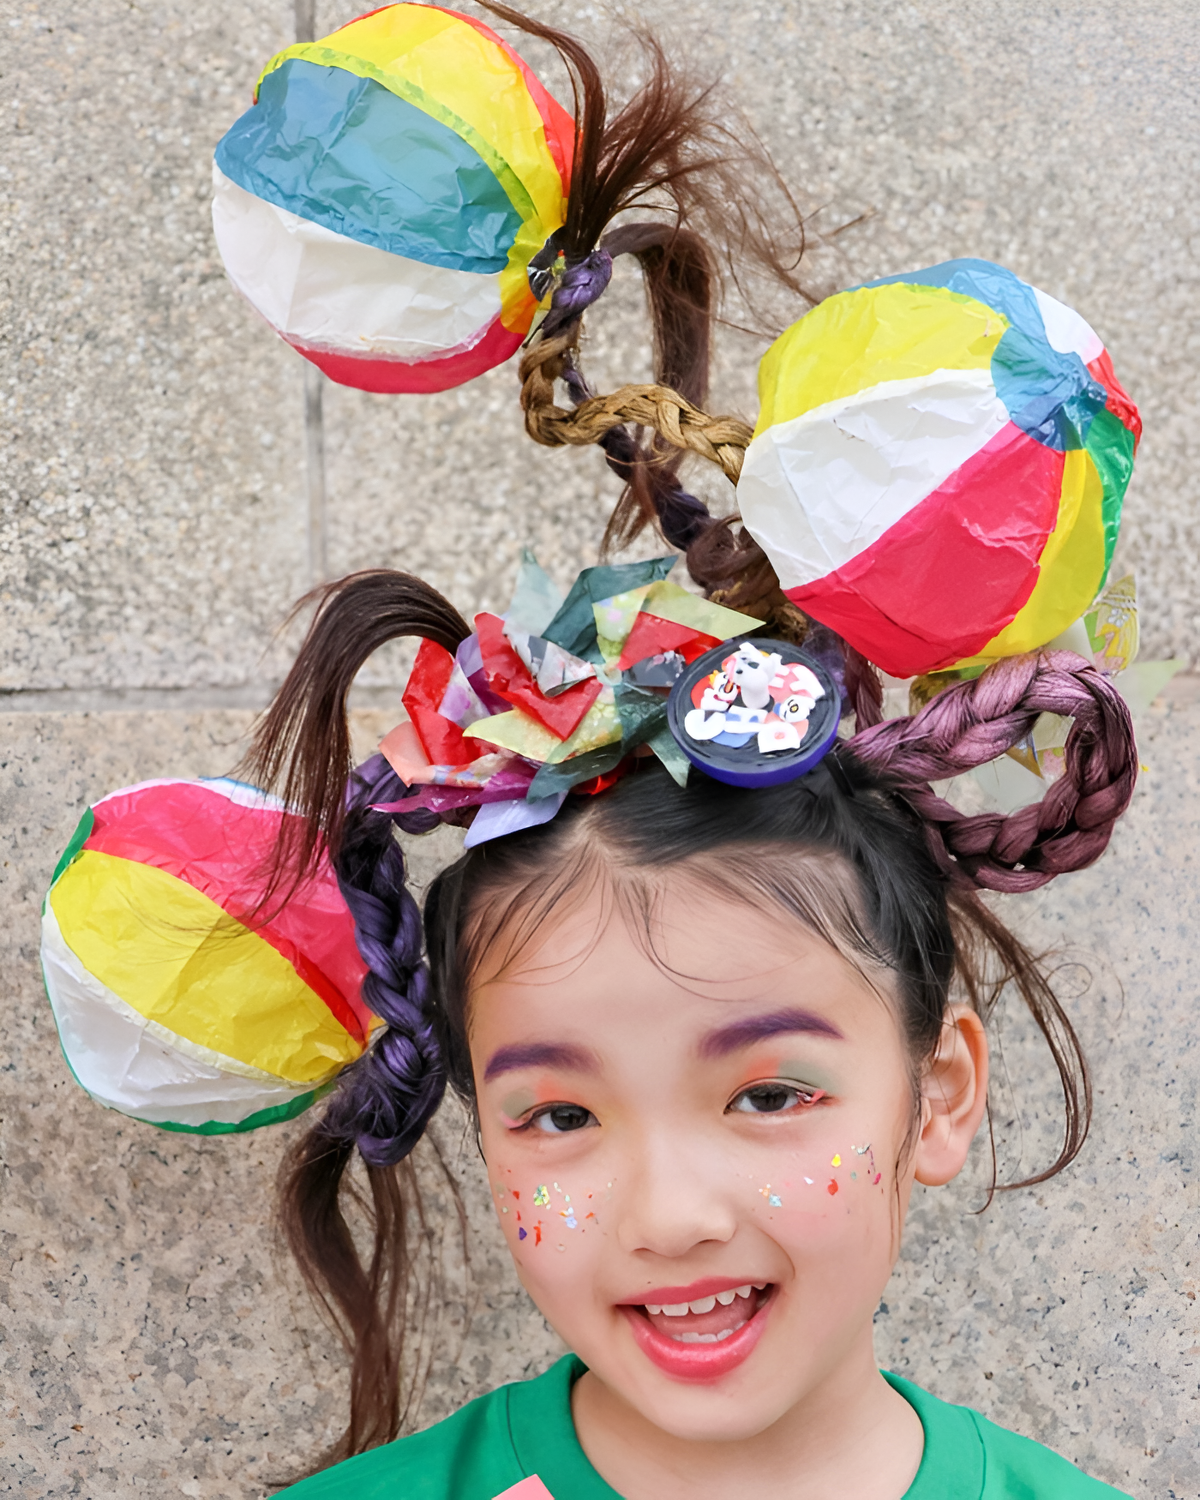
[2,2,1197,1496]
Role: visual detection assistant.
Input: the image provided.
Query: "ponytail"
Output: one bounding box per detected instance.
[471,2,809,567]
[245,576,468,1466]
[244,571,469,874]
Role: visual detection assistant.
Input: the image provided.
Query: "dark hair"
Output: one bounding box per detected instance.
[247,572,1137,1468]
[472,2,811,565]
[422,754,1085,1118]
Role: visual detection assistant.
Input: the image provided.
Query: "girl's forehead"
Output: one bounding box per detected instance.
[471,870,815,983]
[467,872,900,1049]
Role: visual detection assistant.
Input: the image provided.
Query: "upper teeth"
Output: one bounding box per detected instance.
[645,1283,764,1316]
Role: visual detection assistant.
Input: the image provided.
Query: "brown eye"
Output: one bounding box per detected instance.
[531,1104,596,1134]
[728,1083,820,1115]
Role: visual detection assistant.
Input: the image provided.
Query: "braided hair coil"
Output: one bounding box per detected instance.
[850,651,1138,892]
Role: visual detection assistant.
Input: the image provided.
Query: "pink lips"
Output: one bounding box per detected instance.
[617,1279,774,1382]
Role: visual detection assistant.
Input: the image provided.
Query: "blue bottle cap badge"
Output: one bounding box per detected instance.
[666,638,841,788]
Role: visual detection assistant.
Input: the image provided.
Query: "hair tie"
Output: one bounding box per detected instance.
[537,248,615,341]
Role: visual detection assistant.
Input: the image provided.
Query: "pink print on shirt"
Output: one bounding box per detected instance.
[491,1478,554,1500]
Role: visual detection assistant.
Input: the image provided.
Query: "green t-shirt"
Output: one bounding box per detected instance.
[279,1355,1130,1499]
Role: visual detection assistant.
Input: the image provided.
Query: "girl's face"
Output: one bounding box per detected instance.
[470,871,977,1444]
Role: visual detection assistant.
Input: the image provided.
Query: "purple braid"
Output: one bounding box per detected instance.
[319,754,446,1167]
[849,651,1138,892]
[538,248,614,341]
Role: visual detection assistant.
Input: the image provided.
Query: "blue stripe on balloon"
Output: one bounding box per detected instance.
[215,58,521,274]
[865,258,1107,451]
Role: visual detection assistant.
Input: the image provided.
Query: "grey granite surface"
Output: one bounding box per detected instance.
[2,0,1199,1495]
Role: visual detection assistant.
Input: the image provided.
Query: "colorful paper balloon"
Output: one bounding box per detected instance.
[40,779,373,1134]
[212,3,573,393]
[737,259,1141,678]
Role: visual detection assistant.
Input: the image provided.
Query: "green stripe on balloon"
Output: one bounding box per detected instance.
[146,1083,335,1135]
[47,805,93,899]
[1084,407,1136,579]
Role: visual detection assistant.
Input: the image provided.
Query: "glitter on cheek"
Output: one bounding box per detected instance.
[827,1180,839,1196]
[518,1227,527,1241]
[533,1185,550,1207]
[830,1153,842,1167]
[768,1193,783,1208]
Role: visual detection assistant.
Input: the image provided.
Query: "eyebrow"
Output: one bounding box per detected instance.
[698,1007,844,1059]
[483,1041,599,1083]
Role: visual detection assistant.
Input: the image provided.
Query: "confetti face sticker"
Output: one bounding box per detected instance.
[666,639,840,789]
[854,1143,884,1188]
[501,1179,599,1250]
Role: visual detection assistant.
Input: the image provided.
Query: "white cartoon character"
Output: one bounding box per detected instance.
[720,643,783,710]
[683,646,828,754]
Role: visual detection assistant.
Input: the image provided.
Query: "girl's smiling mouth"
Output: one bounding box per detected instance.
[617,1278,775,1381]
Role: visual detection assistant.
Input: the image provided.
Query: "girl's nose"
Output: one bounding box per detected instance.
[614,1130,739,1259]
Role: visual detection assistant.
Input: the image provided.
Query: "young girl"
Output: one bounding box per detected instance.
[240,555,1136,1500]
[40,6,1145,1495]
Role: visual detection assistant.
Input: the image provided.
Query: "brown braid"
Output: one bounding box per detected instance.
[518,341,754,483]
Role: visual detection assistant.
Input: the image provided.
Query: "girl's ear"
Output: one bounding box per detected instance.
[913,1005,989,1187]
